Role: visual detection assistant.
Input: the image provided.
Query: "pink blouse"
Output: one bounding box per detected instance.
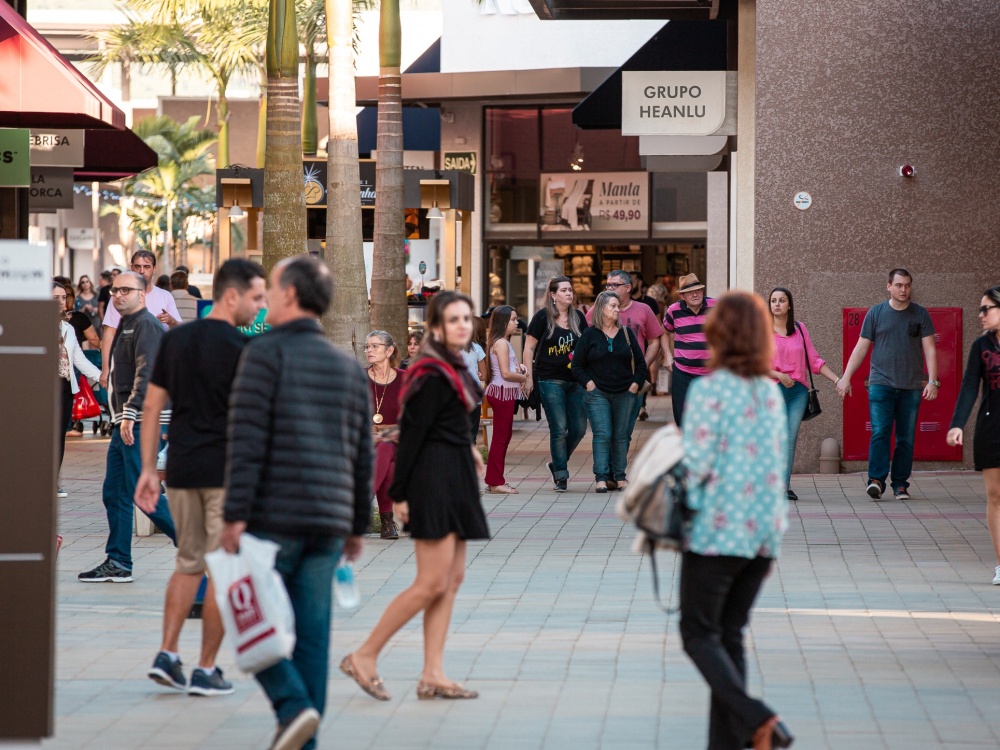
[772,323,825,388]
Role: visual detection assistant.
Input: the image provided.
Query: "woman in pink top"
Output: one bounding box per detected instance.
[769,287,843,501]
[484,306,527,494]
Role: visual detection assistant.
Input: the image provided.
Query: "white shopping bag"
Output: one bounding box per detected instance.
[205,533,296,674]
[657,367,671,395]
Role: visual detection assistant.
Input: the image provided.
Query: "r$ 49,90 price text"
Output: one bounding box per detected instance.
[598,209,642,221]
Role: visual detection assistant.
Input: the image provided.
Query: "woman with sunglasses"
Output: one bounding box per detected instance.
[366,331,403,540]
[948,287,1000,584]
[572,291,647,493]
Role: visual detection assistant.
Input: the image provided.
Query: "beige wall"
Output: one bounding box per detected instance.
[755,1,1000,471]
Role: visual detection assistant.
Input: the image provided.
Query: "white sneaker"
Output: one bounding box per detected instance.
[57,487,68,498]
[992,566,1000,585]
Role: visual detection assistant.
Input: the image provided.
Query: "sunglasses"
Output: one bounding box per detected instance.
[979,305,999,316]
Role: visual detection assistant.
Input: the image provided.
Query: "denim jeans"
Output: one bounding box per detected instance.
[780,382,809,491]
[584,388,638,482]
[671,367,700,427]
[254,532,344,750]
[102,423,176,570]
[868,385,922,492]
[538,379,588,480]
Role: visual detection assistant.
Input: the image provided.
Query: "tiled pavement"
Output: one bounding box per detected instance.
[45,396,1000,749]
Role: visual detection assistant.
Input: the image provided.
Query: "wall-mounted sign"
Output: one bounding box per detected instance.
[0,240,51,299]
[66,227,96,251]
[29,129,85,168]
[442,151,477,174]
[539,172,649,237]
[303,159,377,208]
[29,168,75,210]
[360,160,376,207]
[621,71,727,136]
[794,191,812,210]
[0,129,30,187]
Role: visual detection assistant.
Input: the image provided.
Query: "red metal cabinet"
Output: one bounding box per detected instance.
[842,307,963,461]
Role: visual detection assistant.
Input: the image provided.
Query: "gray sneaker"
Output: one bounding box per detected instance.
[270,708,321,750]
[894,488,911,501]
[149,651,186,690]
[188,666,234,696]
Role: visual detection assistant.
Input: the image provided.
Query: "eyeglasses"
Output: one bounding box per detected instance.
[979,305,999,316]
[111,287,144,297]
[605,282,627,290]
[363,343,386,352]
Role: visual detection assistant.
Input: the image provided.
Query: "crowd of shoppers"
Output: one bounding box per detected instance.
[484,305,527,494]
[366,330,403,540]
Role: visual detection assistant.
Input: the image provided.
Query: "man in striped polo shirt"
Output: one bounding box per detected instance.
[663,273,715,427]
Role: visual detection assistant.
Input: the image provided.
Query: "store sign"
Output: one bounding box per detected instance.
[442,151,477,174]
[359,160,376,207]
[0,240,51,299]
[66,228,96,251]
[29,129,85,168]
[539,172,648,236]
[0,129,30,187]
[621,71,727,136]
[29,168,75,210]
[301,159,377,208]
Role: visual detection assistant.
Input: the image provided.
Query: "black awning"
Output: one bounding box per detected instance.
[572,20,729,130]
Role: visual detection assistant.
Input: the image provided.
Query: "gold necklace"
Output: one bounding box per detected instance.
[371,366,391,424]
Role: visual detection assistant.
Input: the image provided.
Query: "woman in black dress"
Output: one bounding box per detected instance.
[948,286,1000,584]
[342,291,487,701]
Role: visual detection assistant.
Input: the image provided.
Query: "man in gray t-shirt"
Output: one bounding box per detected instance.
[838,269,939,501]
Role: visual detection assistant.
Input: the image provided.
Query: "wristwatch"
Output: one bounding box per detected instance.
[928,380,940,387]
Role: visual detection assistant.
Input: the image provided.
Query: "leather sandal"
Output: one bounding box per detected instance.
[416,681,478,700]
[339,654,391,701]
[487,484,519,494]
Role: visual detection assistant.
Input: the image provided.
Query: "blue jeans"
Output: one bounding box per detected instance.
[780,382,809,491]
[102,423,176,570]
[584,388,638,482]
[254,533,344,750]
[538,379,588,480]
[868,385,922,492]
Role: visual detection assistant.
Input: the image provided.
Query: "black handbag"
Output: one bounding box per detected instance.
[796,322,822,421]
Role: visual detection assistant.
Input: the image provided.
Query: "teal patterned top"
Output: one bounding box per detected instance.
[681,369,789,559]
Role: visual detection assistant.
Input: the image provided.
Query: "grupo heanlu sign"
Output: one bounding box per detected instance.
[621,71,727,136]
[539,172,649,237]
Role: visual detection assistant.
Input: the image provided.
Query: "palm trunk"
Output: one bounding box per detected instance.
[257,75,267,169]
[164,201,174,274]
[302,53,318,157]
[371,0,406,347]
[216,93,230,168]
[323,0,369,360]
[262,0,307,274]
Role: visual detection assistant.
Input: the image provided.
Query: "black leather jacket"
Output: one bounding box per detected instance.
[109,308,164,424]
[223,318,373,538]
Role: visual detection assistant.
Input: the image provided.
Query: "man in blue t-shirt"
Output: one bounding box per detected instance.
[838,269,939,501]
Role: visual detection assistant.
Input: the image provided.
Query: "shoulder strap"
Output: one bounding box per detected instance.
[621,325,635,375]
[795,322,817,391]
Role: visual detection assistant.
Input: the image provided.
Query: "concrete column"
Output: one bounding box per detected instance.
[735,0,756,291]
[706,171,729,296]
[91,182,102,277]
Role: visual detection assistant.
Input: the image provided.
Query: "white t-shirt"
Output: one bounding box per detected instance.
[102,285,181,330]
[462,343,486,403]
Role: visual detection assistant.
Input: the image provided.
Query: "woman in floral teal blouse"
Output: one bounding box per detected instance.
[679,291,793,750]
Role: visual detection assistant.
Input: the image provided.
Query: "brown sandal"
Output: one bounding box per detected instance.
[339,654,391,701]
[416,681,478,700]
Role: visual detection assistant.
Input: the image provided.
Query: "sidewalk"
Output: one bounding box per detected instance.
[46,396,1000,749]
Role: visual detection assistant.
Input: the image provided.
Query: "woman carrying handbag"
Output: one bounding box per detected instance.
[768,287,843,501]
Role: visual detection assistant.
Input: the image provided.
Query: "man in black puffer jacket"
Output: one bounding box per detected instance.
[220,255,372,750]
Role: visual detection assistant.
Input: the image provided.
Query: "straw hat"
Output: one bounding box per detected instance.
[677,273,705,293]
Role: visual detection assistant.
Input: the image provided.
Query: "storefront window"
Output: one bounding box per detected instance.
[540,109,641,173]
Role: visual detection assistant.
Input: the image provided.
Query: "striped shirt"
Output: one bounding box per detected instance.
[663,297,716,375]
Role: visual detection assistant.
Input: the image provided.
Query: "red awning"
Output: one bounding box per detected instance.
[0,3,125,129]
[75,128,158,181]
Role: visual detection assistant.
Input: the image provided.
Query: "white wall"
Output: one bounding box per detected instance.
[440,0,665,73]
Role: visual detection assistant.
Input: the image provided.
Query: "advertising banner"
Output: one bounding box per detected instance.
[539,172,648,238]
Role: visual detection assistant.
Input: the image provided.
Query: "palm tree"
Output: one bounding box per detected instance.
[261,0,308,273]
[370,0,407,348]
[299,0,326,157]
[323,0,369,359]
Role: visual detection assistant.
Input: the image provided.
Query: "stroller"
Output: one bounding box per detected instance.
[74,350,112,437]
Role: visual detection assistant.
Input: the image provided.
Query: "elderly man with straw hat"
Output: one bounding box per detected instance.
[662,273,716,426]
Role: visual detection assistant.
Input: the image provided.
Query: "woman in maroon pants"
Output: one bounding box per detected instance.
[484,306,527,493]
[366,330,403,539]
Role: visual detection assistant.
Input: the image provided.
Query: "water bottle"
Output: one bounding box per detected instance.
[334,558,360,610]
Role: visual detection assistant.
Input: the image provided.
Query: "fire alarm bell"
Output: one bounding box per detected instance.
[899,165,916,177]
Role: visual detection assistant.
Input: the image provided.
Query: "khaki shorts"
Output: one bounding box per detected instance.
[165,487,225,575]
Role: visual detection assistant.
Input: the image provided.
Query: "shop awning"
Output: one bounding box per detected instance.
[0,2,125,129]
[529,0,735,22]
[572,20,728,129]
[75,128,158,181]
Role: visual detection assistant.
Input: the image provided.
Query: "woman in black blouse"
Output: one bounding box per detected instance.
[572,290,647,493]
[341,291,487,701]
[948,286,1000,584]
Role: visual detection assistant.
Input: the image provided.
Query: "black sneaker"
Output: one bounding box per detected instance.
[786,489,798,502]
[78,558,133,583]
[188,666,234,696]
[639,407,649,421]
[894,488,911,501]
[545,461,557,485]
[270,707,321,750]
[554,479,567,493]
[866,479,883,500]
[148,651,186,690]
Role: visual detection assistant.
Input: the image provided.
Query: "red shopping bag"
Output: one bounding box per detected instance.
[72,377,102,421]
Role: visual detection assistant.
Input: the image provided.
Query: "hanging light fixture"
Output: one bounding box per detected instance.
[228,202,245,219]
[426,201,444,220]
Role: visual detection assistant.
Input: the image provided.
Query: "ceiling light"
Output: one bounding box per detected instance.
[228,204,245,219]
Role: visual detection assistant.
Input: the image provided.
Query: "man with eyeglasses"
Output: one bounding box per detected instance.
[100,250,181,390]
[838,268,938,501]
[79,271,177,583]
